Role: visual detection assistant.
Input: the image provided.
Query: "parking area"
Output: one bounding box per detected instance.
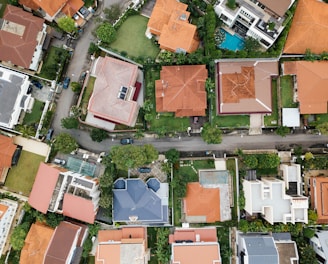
[129,160,168,182]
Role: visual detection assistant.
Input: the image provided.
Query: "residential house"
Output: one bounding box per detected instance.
[183,169,231,223]
[29,162,100,224]
[214,0,295,49]
[280,163,302,196]
[147,0,199,53]
[20,222,55,264]
[282,61,328,114]
[44,221,88,264]
[237,232,299,264]
[112,178,169,225]
[243,177,308,224]
[0,66,34,129]
[155,65,208,117]
[216,59,278,115]
[284,0,328,54]
[19,0,89,26]
[87,56,142,130]
[95,227,150,264]
[0,5,47,71]
[0,135,18,184]
[0,199,18,256]
[310,230,328,264]
[169,227,221,264]
[310,176,328,224]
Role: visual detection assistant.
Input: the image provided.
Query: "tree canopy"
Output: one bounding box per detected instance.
[110,144,158,170]
[201,123,222,144]
[90,128,108,142]
[96,22,117,44]
[61,116,79,129]
[165,148,180,164]
[57,16,76,33]
[53,133,78,154]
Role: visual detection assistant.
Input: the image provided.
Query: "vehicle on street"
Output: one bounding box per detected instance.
[63,77,71,89]
[120,138,134,145]
[31,80,43,89]
[138,167,151,173]
[54,158,66,165]
[46,128,54,141]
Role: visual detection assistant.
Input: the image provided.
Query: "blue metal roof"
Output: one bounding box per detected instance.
[147,178,160,192]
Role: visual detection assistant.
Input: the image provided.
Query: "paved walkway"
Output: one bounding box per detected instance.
[13,136,50,159]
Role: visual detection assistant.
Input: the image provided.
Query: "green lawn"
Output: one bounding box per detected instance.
[109,15,160,59]
[213,115,250,128]
[280,75,298,108]
[23,100,44,125]
[5,151,45,195]
[264,78,279,127]
[81,76,96,118]
[0,0,7,17]
[151,115,190,133]
[193,159,215,171]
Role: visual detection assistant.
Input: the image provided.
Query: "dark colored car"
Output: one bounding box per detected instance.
[120,138,134,145]
[138,167,151,173]
[63,77,71,89]
[31,80,43,89]
[46,128,54,141]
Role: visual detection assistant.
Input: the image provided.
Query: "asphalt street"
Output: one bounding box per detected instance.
[51,5,328,155]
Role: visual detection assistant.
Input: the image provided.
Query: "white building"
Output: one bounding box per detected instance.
[214,0,295,49]
[243,177,308,224]
[0,199,18,255]
[0,67,34,129]
[310,230,328,264]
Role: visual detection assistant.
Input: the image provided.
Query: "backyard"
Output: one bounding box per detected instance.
[212,114,250,128]
[5,150,45,195]
[109,15,160,59]
[280,75,298,108]
[264,78,279,126]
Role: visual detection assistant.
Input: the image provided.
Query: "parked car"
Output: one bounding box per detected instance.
[63,77,71,89]
[54,158,66,166]
[120,138,134,145]
[138,167,151,173]
[46,128,54,141]
[31,80,43,89]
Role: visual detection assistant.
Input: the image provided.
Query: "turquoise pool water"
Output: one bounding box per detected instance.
[219,29,245,51]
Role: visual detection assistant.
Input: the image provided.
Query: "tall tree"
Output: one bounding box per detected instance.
[165,149,180,165]
[57,16,76,33]
[53,133,78,154]
[90,128,108,142]
[110,145,147,170]
[61,116,79,129]
[96,23,117,44]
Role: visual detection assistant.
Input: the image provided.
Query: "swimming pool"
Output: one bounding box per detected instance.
[219,29,245,51]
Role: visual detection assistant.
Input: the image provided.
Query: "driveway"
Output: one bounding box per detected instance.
[141,0,156,17]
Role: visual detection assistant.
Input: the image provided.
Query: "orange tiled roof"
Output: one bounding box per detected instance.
[148,0,199,53]
[217,59,278,114]
[0,5,44,69]
[284,0,328,54]
[20,222,54,264]
[310,176,328,224]
[0,134,16,176]
[183,182,220,223]
[283,61,328,114]
[96,227,147,264]
[19,0,67,17]
[61,0,84,17]
[62,193,96,224]
[28,163,60,213]
[169,227,218,244]
[155,65,207,117]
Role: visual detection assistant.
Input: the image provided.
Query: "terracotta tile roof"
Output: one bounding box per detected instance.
[62,193,96,224]
[156,65,207,117]
[61,0,84,17]
[284,0,328,54]
[169,227,218,244]
[310,176,328,224]
[96,227,147,264]
[0,5,44,69]
[0,135,16,177]
[147,0,199,53]
[19,0,67,17]
[258,0,293,17]
[183,183,220,223]
[283,61,328,114]
[217,59,278,114]
[28,163,60,214]
[44,221,81,264]
[20,222,54,264]
[172,244,221,264]
[88,56,140,127]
